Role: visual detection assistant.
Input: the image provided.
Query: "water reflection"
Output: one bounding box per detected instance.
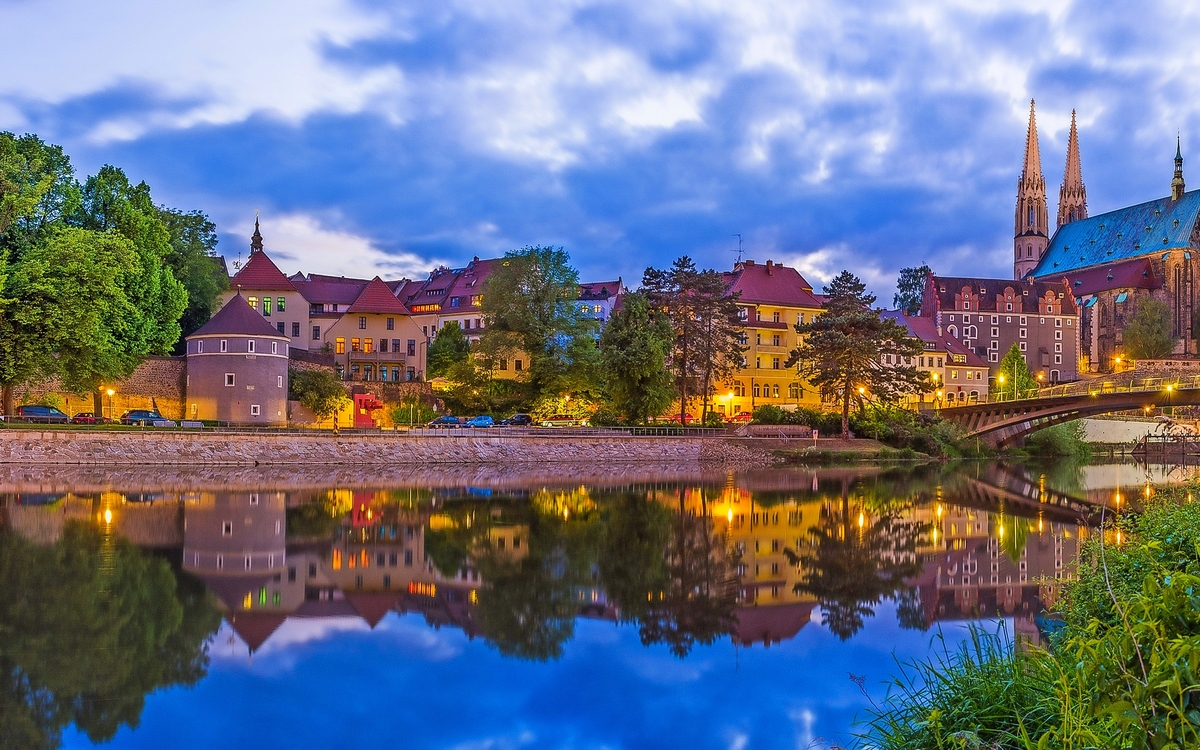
[0,461,1137,747]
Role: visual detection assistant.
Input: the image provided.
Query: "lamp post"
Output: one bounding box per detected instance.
[997,374,1005,402]
[106,389,115,421]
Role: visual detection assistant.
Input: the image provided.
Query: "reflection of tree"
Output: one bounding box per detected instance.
[997,514,1031,564]
[0,522,220,749]
[789,481,926,640]
[605,491,737,657]
[474,510,598,661]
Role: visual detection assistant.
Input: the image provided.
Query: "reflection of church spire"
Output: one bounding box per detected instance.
[1057,110,1087,227]
[1172,136,1186,201]
[250,213,263,254]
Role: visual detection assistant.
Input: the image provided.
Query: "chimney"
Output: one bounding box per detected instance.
[744,259,755,266]
[766,260,774,275]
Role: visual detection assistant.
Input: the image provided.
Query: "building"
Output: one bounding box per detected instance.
[881,311,991,405]
[324,278,426,382]
[184,294,290,424]
[1012,100,1200,372]
[921,274,1080,383]
[720,259,825,416]
[221,219,312,348]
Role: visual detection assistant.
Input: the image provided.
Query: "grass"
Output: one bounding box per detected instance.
[857,489,1200,749]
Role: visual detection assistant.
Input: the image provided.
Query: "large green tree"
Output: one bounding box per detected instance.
[893,264,931,315]
[426,320,471,378]
[159,208,228,346]
[0,133,79,257]
[642,256,744,423]
[480,245,600,402]
[787,271,930,439]
[996,343,1039,400]
[289,367,350,422]
[1123,297,1176,360]
[598,292,676,424]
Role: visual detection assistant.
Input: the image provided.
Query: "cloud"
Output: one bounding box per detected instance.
[233,213,444,281]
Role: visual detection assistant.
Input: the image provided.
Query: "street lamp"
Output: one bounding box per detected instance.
[105,389,115,421]
[997,374,1005,401]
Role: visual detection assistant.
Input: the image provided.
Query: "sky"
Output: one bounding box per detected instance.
[62,608,984,750]
[4,0,1200,299]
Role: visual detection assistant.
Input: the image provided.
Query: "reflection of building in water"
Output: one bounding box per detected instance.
[910,498,1082,643]
[182,491,290,651]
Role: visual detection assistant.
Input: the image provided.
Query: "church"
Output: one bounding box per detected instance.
[1017,101,1200,373]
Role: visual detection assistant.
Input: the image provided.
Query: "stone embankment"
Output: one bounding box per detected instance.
[0,429,793,466]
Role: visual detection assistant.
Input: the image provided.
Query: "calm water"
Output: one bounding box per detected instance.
[0,460,1184,749]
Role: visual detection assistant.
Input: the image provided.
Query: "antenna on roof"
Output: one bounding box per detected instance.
[732,234,743,263]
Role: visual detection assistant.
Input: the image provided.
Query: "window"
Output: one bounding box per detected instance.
[772,334,780,346]
[1040,318,1045,324]
[247,339,256,353]
[1055,318,1062,327]
[271,341,278,354]
[222,521,233,536]
[963,301,970,310]
[1019,342,1027,352]
[753,383,761,398]
[405,550,413,567]
[772,384,780,398]
[1054,343,1062,353]
[277,375,283,388]
[991,327,999,337]
[363,338,373,353]
[407,339,416,356]
[263,297,272,315]
[1054,330,1062,340]
[991,315,998,324]
[387,317,394,330]
[789,383,800,399]
[277,297,285,312]
[225,373,235,387]
[499,359,508,371]
[951,370,958,379]
[220,339,228,352]
[363,365,373,381]
[335,337,345,354]
[514,359,523,371]
[312,326,321,340]
[197,340,204,353]
[756,333,761,345]
[351,338,360,352]
[1054,355,1063,364]
[1006,303,1013,311]
[772,357,780,369]
[756,357,761,369]
[248,296,258,310]
[276,322,285,334]
[772,311,780,323]
[249,493,259,505]
[292,322,300,337]
[379,338,388,352]
[1066,319,1073,326]
[1019,328,1027,338]
[450,297,460,307]
[357,316,366,329]
[250,404,261,416]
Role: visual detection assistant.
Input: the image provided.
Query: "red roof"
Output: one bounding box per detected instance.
[880,310,989,367]
[734,602,816,646]
[293,276,368,306]
[344,591,401,628]
[230,250,296,292]
[188,294,288,339]
[347,277,410,315]
[228,611,288,653]
[1052,258,1161,297]
[724,260,823,308]
[579,279,622,301]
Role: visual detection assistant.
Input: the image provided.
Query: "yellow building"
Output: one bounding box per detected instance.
[718,260,825,416]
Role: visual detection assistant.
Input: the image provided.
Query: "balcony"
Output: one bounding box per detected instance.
[345,351,411,364]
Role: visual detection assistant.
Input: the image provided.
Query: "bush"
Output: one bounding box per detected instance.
[751,404,785,424]
[702,411,725,428]
[1024,420,1092,460]
[588,404,622,427]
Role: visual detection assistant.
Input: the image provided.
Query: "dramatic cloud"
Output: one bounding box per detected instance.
[5,0,1200,294]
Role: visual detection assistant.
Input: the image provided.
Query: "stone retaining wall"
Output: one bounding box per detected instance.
[0,430,730,466]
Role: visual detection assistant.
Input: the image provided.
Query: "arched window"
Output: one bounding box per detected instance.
[1028,206,1034,226]
[1026,246,1033,258]
[948,325,958,339]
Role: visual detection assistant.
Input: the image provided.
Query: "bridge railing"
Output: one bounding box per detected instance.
[940,374,1200,409]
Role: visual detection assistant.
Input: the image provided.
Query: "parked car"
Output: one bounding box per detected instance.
[500,413,533,427]
[120,409,173,426]
[540,415,584,427]
[426,415,464,429]
[727,412,753,424]
[8,405,71,424]
[72,412,99,425]
[666,413,696,424]
[465,415,495,428]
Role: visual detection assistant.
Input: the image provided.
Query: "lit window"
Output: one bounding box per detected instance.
[351,338,360,352]
[263,297,272,316]
[277,297,285,312]
[335,337,345,354]
[248,296,258,310]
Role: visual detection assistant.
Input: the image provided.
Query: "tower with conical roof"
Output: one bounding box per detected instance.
[1014,100,1049,280]
[1172,136,1186,201]
[250,214,264,254]
[1057,110,1087,228]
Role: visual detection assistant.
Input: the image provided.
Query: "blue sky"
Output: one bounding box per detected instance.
[3,1,1198,298]
[62,608,984,750]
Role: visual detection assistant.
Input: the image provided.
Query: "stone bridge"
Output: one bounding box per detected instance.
[938,375,1200,448]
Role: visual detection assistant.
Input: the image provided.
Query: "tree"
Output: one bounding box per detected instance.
[598,292,675,424]
[1123,297,1176,360]
[893,264,931,315]
[426,320,471,378]
[0,133,79,257]
[642,257,744,423]
[480,245,599,401]
[289,367,350,422]
[159,208,228,346]
[996,343,1038,400]
[787,271,930,439]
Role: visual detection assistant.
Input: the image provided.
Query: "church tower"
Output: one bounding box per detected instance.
[1172,136,1186,201]
[1057,110,1087,228]
[1014,100,1049,280]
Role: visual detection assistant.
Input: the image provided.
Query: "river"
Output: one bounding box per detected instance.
[0,459,1188,749]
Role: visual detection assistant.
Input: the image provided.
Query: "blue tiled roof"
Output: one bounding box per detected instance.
[1033,189,1200,278]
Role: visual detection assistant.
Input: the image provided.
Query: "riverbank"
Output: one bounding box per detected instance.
[861,485,1200,748]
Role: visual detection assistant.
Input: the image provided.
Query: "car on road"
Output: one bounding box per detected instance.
[120,409,174,426]
[539,415,585,427]
[72,412,101,425]
[465,415,495,428]
[6,405,71,424]
[500,413,533,427]
[727,412,753,424]
[665,413,696,424]
[426,415,464,429]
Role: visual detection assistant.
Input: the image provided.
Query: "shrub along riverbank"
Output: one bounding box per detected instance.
[859,488,1200,749]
